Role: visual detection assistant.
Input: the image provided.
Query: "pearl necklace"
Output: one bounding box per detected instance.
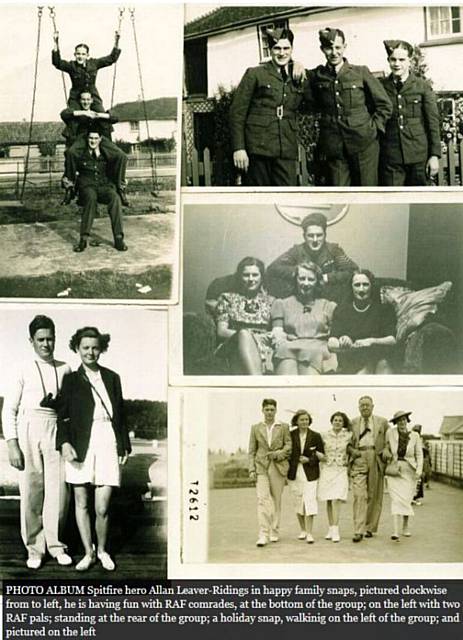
[353,301,371,313]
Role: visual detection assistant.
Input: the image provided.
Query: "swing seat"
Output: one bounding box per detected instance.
[0,201,23,208]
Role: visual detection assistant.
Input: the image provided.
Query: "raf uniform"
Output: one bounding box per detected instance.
[61,108,127,195]
[74,148,124,244]
[52,46,121,112]
[306,29,392,186]
[379,42,441,186]
[230,28,308,186]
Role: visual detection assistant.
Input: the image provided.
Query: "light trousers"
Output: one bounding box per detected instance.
[256,461,286,538]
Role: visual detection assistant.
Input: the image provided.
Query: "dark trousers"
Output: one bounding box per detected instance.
[380,161,427,186]
[65,139,127,188]
[79,185,123,239]
[245,155,297,187]
[324,139,379,186]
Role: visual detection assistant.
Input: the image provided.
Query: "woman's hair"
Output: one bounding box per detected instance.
[235,256,266,290]
[75,43,90,53]
[291,409,312,427]
[330,411,351,430]
[262,398,277,409]
[69,326,110,353]
[350,269,380,303]
[29,315,55,339]
[293,261,323,295]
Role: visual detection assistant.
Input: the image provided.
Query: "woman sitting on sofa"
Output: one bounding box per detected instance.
[328,269,396,374]
[215,256,274,374]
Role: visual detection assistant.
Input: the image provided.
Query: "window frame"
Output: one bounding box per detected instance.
[257,19,290,62]
[425,6,463,40]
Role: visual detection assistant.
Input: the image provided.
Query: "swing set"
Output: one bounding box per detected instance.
[12,5,158,207]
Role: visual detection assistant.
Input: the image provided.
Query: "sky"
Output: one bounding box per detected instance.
[0,305,167,401]
[206,387,463,452]
[0,3,182,122]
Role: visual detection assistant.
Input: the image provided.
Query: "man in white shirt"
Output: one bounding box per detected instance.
[349,395,389,542]
[248,398,291,547]
[3,315,72,569]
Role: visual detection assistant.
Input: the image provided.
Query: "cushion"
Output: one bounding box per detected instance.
[381,281,452,342]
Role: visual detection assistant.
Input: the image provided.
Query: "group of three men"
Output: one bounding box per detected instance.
[230,27,441,187]
[52,33,129,252]
[248,396,390,545]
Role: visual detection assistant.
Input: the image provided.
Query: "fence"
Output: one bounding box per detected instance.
[182,142,463,187]
[0,152,177,199]
[429,440,463,487]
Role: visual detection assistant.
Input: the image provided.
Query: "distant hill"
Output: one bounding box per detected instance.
[111,97,177,122]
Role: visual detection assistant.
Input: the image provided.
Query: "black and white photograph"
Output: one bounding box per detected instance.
[0,306,167,579]
[183,4,463,188]
[180,197,463,379]
[0,4,181,301]
[172,386,463,579]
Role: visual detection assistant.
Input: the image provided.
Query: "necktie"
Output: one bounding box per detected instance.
[359,419,370,440]
[280,66,288,83]
[395,79,403,93]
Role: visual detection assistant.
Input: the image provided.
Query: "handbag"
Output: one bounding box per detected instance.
[385,460,401,477]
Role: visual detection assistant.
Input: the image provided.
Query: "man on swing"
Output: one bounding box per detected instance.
[60,90,129,207]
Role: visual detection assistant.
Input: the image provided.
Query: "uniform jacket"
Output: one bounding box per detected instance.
[74,148,116,191]
[386,427,424,476]
[56,365,131,462]
[349,414,389,472]
[379,73,441,165]
[248,421,291,477]
[60,108,117,144]
[288,427,325,482]
[306,61,393,158]
[230,61,309,160]
[52,48,121,104]
[266,241,358,299]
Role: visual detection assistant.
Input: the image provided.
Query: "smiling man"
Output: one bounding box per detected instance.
[266,212,358,301]
[230,28,308,186]
[379,40,441,186]
[305,28,392,186]
[2,316,72,570]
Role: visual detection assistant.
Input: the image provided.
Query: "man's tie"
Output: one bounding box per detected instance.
[395,79,403,93]
[359,418,370,441]
[280,66,288,83]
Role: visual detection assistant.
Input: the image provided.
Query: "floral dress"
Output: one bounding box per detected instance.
[318,429,352,501]
[215,290,274,372]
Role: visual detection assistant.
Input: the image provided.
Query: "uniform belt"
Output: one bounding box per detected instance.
[358,446,375,451]
[393,116,422,123]
[249,107,296,121]
[321,107,367,122]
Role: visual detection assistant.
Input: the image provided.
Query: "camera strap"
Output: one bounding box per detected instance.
[35,360,59,397]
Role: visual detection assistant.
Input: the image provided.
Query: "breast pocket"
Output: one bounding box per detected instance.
[257,83,274,98]
[341,81,365,109]
[407,94,423,117]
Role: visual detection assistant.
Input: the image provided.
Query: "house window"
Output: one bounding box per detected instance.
[184,38,208,96]
[427,6,462,38]
[257,19,289,62]
[130,121,140,133]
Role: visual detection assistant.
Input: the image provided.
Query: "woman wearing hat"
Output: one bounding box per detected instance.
[385,410,423,540]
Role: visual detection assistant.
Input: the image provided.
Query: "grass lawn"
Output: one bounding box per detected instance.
[0,264,172,299]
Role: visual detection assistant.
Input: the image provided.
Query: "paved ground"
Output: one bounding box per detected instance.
[0,440,167,580]
[209,482,463,564]
[0,213,175,278]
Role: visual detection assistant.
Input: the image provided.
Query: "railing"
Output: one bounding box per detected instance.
[182,142,463,187]
[429,440,463,485]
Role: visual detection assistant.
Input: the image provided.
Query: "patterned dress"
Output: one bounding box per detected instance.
[318,429,352,501]
[215,290,274,372]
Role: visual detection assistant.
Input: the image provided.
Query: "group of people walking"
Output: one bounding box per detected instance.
[52,31,129,252]
[248,396,424,546]
[230,27,440,187]
[209,212,396,376]
[3,315,131,571]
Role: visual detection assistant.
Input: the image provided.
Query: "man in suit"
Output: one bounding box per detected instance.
[61,91,129,207]
[349,395,389,542]
[266,212,358,301]
[379,40,440,186]
[305,28,392,186]
[69,130,127,253]
[230,28,308,186]
[248,398,292,546]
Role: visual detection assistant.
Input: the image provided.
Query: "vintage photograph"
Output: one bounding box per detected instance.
[174,386,463,578]
[183,4,463,188]
[0,4,181,301]
[0,306,167,579]
[180,197,463,379]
